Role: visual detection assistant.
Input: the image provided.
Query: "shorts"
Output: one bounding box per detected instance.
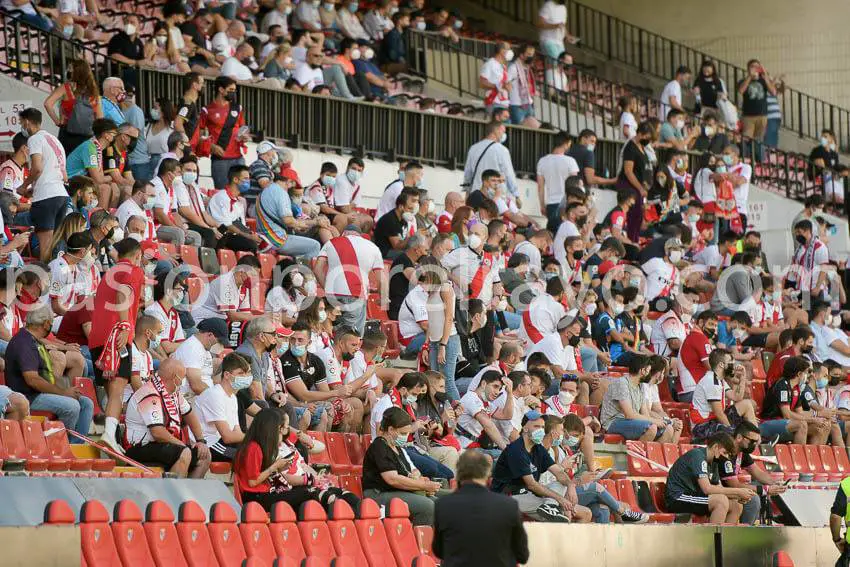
[0,385,14,415]
[125,442,201,470]
[31,196,70,231]
[606,418,664,440]
[666,493,710,516]
[210,441,239,462]
[742,334,768,348]
[690,406,744,442]
[759,419,792,442]
[294,404,327,428]
[90,345,132,387]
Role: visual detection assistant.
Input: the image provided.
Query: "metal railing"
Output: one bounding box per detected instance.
[0,9,838,215]
[468,0,850,154]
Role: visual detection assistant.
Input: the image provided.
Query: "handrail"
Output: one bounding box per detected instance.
[468,0,850,154]
[0,9,837,217]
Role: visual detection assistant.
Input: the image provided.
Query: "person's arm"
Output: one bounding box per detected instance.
[616,398,645,421]
[522,471,573,513]
[286,377,349,403]
[43,85,66,126]
[313,255,328,289]
[585,167,615,187]
[778,402,811,422]
[380,468,441,492]
[154,206,177,227]
[708,400,731,426]
[387,234,407,251]
[830,338,850,357]
[474,411,508,450]
[212,418,244,444]
[184,368,209,395]
[737,76,752,96]
[23,369,75,396]
[492,385,514,420]
[148,424,185,445]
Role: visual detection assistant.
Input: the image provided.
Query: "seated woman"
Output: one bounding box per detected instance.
[42,212,86,263]
[362,406,446,526]
[234,408,359,513]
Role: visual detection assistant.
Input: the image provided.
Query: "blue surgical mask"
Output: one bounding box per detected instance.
[394,434,408,447]
[398,171,405,182]
[346,169,361,183]
[322,175,335,187]
[149,337,161,350]
[816,378,829,389]
[291,344,307,357]
[233,375,253,390]
[530,428,546,445]
[62,25,74,38]
[722,154,734,166]
[277,342,289,356]
[405,394,418,405]
[566,435,580,448]
[238,180,251,193]
[552,435,563,447]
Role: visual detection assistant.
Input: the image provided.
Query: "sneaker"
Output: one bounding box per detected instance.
[100,429,125,455]
[536,503,570,523]
[621,510,650,524]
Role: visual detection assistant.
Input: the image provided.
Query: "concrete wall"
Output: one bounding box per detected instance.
[0,73,58,152]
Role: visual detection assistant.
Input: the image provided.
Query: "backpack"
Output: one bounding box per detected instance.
[65,96,95,136]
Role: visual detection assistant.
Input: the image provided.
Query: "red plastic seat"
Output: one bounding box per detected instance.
[42,420,103,470]
[81,500,121,567]
[259,253,277,282]
[176,501,220,567]
[366,294,388,322]
[381,321,401,359]
[343,433,366,466]
[73,376,104,417]
[804,445,825,474]
[20,419,70,471]
[208,502,247,567]
[354,499,396,567]
[788,444,813,474]
[187,278,203,303]
[819,445,843,480]
[181,245,202,270]
[644,442,669,476]
[325,432,354,475]
[338,475,362,498]
[413,526,434,563]
[298,501,336,563]
[625,440,652,476]
[0,418,48,471]
[43,499,76,524]
[305,431,332,465]
[239,502,278,565]
[327,500,367,567]
[661,442,681,468]
[218,249,237,273]
[834,446,850,474]
[269,502,306,565]
[383,499,430,567]
[113,499,155,566]
[773,444,795,472]
[144,500,188,567]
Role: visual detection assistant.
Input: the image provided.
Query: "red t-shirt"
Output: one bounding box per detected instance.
[678,330,712,393]
[766,346,795,387]
[56,302,92,345]
[236,441,270,494]
[199,100,245,160]
[88,259,145,349]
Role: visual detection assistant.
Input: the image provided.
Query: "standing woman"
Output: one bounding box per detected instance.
[45,59,103,154]
[449,206,474,248]
[145,98,176,174]
[692,60,725,115]
[617,120,656,243]
[420,256,461,402]
[617,95,638,141]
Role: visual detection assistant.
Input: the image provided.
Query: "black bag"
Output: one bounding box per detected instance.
[65,96,95,136]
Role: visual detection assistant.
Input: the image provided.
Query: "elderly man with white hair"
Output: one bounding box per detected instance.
[101,77,127,126]
[4,304,94,443]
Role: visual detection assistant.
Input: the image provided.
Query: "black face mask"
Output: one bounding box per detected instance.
[105,227,115,241]
[434,391,448,403]
[741,440,756,454]
[275,36,286,44]
[635,305,645,316]
[795,234,807,245]
[483,243,499,253]
[568,335,581,347]
[704,327,716,340]
[127,137,138,153]
[341,352,354,362]
[639,372,652,384]
[223,91,236,103]
[576,215,588,228]
[743,243,761,253]
[572,250,583,261]
[801,344,814,354]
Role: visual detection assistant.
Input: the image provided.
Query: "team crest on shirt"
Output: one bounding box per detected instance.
[724,461,734,474]
[780,391,789,402]
[306,367,315,376]
[483,258,492,267]
[230,110,239,117]
[701,461,708,473]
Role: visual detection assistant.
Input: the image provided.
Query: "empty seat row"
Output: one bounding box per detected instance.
[0,418,114,472]
[45,497,436,567]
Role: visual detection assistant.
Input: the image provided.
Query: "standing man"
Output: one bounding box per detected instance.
[17,108,67,258]
[175,72,204,144]
[479,42,512,115]
[658,65,691,121]
[737,59,777,148]
[199,76,247,189]
[433,450,529,567]
[375,160,423,220]
[463,121,518,199]
[537,132,579,232]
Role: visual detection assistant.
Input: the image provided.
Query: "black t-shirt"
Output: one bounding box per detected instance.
[809,145,842,180]
[567,144,596,184]
[665,447,718,499]
[362,435,414,492]
[617,140,651,187]
[693,132,730,155]
[694,75,724,110]
[738,77,770,117]
[456,330,484,379]
[4,329,45,402]
[107,31,144,61]
[761,378,804,420]
[373,209,407,257]
[718,451,755,481]
[466,190,486,210]
[280,351,327,392]
[491,437,555,495]
[177,98,200,140]
[388,253,414,320]
[638,236,670,264]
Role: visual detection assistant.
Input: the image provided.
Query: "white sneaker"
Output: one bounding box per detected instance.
[100,430,125,455]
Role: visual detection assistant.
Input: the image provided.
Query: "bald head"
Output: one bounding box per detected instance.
[469,223,487,250]
[158,358,186,393]
[444,192,463,214]
[228,20,245,38]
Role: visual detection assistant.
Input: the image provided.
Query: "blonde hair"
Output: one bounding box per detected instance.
[262,42,292,71]
[43,212,87,262]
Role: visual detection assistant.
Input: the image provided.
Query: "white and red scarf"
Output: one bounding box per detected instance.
[96,321,132,378]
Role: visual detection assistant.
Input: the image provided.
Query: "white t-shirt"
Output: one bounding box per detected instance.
[398,285,429,340]
[221,57,253,81]
[457,390,503,448]
[525,332,577,371]
[441,246,501,305]
[538,1,567,45]
[693,244,723,271]
[293,62,324,90]
[334,173,362,207]
[641,382,660,408]
[48,254,95,309]
[193,384,240,446]
[173,335,215,395]
[553,220,579,269]
[144,300,185,344]
[192,271,250,323]
[319,235,383,298]
[122,343,154,403]
[480,58,509,107]
[520,293,565,346]
[729,162,752,214]
[344,351,380,390]
[642,257,679,301]
[265,287,300,321]
[536,153,579,206]
[27,130,67,202]
[659,79,682,120]
[693,168,717,204]
[811,322,850,367]
[116,198,156,239]
[316,345,344,387]
[619,111,638,140]
[174,180,208,216]
[650,311,687,358]
[690,371,728,422]
[513,240,542,274]
[151,175,176,216]
[370,393,395,438]
[376,179,403,220]
[209,190,246,225]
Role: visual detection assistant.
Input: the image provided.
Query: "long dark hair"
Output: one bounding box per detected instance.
[234,408,282,473]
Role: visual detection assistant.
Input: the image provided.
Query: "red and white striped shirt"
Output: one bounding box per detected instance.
[318,235,383,298]
[520,293,565,346]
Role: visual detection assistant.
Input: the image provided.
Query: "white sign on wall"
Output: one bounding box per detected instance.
[0,101,30,150]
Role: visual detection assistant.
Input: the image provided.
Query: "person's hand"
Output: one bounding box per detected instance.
[210,144,225,157]
[424,480,442,495]
[820,408,837,420]
[561,453,579,470]
[443,405,457,422]
[212,228,223,239]
[194,441,211,461]
[339,384,354,398]
[307,403,318,412]
[555,496,574,513]
[767,484,787,496]
[317,216,331,228]
[524,395,541,409]
[63,387,82,399]
[12,231,30,248]
[734,488,756,501]
[437,344,446,365]
[567,484,579,505]
[502,377,513,392]
[63,343,81,352]
[270,392,288,407]
[672,418,683,432]
[273,455,293,471]
[115,329,129,350]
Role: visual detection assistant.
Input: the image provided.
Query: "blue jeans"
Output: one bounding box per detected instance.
[499,311,521,331]
[276,233,321,259]
[129,161,154,183]
[540,40,564,59]
[402,332,426,357]
[606,418,658,440]
[429,336,461,402]
[405,446,454,480]
[509,105,534,125]
[31,393,94,444]
[759,419,792,442]
[79,345,94,378]
[764,118,781,148]
[580,346,600,373]
[577,482,623,524]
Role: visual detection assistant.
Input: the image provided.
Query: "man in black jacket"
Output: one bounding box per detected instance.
[433,450,529,567]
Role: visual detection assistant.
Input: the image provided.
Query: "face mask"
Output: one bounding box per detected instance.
[586,143,595,153]
[551,435,563,447]
[674,119,684,130]
[233,375,253,390]
[568,335,581,347]
[348,2,358,12]
[732,328,747,340]
[155,36,167,47]
[63,25,74,38]
[277,342,289,356]
[584,302,597,316]
[394,434,408,447]
[741,441,756,455]
[722,154,734,166]
[143,285,153,304]
[426,201,436,214]
[318,310,328,323]
[128,233,143,242]
[415,21,426,31]
[454,20,463,29]
[404,394,418,406]
[715,164,727,174]
[816,378,829,389]
[566,436,580,449]
[530,428,546,445]
[434,391,448,403]
[497,297,508,311]
[830,143,837,151]
[346,169,361,183]
[364,47,375,60]
[341,351,355,362]
[656,175,667,186]
[323,2,334,10]
[291,344,307,357]
[350,47,361,60]
[669,250,683,263]
[171,290,185,304]
[182,171,197,186]
[402,211,416,223]
[468,234,482,249]
[688,214,700,223]
[833,315,843,329]
[795,234,807,245]
[681,313,692,324]
[304,280,318,295]
[504,49,514,62]
[322,175,336,187]
[224,92,236,103]
[704,327,716,340]
[149,335,161,350]
[125,24,136,35]
[108,227,124,242]
[613,304,624,316]
[704,126,715,137]
[558,391,575,406]
[150,107,163,121]
[821,137,830,148]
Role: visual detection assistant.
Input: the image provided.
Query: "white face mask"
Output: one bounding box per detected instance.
[110,227,124,242]
[497,298,508,311]
[504,49,514,62]
[291,272,304,287]
[304,280,317,295]
[318,310,328,323]
[350,48,361,60]
[426,201,435,214]
[704,126,716,137]
[125,24,136,35]
[584,302,597,316]
[558,391,575,406]
[681,313,692,324]
[468,234,482,249]
[669,250,683,263]
[613,304,624,316]
[402,211,416,223]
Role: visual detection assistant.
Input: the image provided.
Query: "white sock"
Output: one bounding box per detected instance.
[105,416,118,438]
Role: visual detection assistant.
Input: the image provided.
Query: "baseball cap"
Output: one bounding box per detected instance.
[521,410,544,426]
[141,240,161,261]
[257,140,283,155]
[276,326,293,337]
[556,313,579,331]
[197,318,230,345]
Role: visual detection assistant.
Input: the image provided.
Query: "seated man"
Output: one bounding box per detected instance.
[491,410,592,523]
[208,165,265,252]
[123,358,211,478]
[193,352,252,462]
[65,118,121,208]
[192,255,261,325]
[151,158,203,247]
[689,350,758,442]
[600,355,674,442]
[664,432,751,523]
[759,356,814,445]
[456,370,514,458]
[4,305,93,443]
[173,318,228,401]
